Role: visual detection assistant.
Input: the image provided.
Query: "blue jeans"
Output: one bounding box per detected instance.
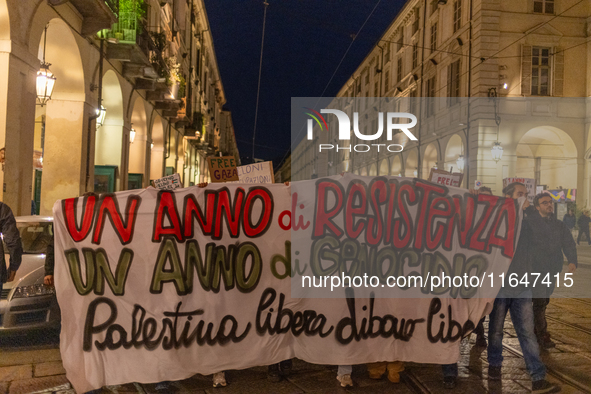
[487,291,546,382]
[337,365,352,376]
[442,363,458,378]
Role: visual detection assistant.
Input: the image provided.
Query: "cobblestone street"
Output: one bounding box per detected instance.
[1,257,591,394]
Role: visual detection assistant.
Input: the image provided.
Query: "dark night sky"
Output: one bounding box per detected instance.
[203,0,406,164]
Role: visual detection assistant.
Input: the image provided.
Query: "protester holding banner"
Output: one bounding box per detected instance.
[472,186,493,348]
[336,365,353,387]
[367,361,404,383]
[487,183,560,394]
[530,194,577,350]
[0,201,22,293]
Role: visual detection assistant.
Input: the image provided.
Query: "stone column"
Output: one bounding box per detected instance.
[0,42,39,216]
[40,99,95,215]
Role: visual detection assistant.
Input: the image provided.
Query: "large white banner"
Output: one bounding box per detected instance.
[53,175,520,392]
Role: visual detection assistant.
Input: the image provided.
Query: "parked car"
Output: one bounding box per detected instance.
[0,216,59,333]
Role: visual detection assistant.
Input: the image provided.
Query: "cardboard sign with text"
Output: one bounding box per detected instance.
[429,168,463,188]
[235,161,275,184]
[503,177,536,202]
[153,173,182,190]
[207,156,239,182]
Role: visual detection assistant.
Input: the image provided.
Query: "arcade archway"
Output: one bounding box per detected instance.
[516,126,577,190]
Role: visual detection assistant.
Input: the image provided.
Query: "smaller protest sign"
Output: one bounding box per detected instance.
[544,189,576,202]
[153,173,182,190]
[235,161,274,184]
[429,168,463,187]
[207,156,239,182]
[503,177,536,202]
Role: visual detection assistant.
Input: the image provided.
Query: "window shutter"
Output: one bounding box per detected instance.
[447,64,452,107]
[521,45,532,95]
[553,47,564,97]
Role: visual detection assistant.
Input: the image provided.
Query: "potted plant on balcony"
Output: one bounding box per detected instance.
[119,0,146,42]
[164,57,181,99]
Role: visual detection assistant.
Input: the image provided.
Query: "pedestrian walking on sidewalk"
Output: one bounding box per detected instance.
[487,183,560,394]
[577,210,591,245]
[530,194,577,350]
[563,209,576,239]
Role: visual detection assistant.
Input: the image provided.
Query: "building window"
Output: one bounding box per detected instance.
[430,0,438,15]
[447,59,460,105]
[385,70,390,92]
[412,8,420,35]
[384,44,391,63]
[410,89,418,115]
[430,23,437,53]
[453,0,462,33]
[397,30,404,52]
[531,47,550,96]
[357,80,361,94]
[397,57,403,84]
[412,44,418,69]
[374,81,379,97]
[364,72,369,85]
[426,76,436,117]
[534,0,554,14]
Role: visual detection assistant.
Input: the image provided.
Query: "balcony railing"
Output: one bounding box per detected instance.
[103,11,137,43]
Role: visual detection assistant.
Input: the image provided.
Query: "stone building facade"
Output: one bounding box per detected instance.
[0,0,239,215]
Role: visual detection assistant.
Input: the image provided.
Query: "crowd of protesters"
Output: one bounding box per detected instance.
[2,179,580,394]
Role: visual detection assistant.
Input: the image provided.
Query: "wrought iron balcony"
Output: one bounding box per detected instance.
[59,0,118,36]
[103,18,168,81]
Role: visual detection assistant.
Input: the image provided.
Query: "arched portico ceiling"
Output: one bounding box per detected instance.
[405,149,418,177]
[444,134,464,172]
[422,143,438,178]
[390,155,402,176]
[37,19,85,102]
[0,0,9,40]
[102,70,123,123]
[516,126,578,190]
[517,126,577,158]
[131,96,148,135]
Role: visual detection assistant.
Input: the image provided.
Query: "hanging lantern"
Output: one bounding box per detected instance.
[96,106,107,128]
[36,63,56,106]
[151,142,154,150]
[491,141,503,162]
[129,128,136,143]
[456,155,465,171]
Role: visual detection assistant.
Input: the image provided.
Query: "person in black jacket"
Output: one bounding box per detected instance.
[530,194,577,349]
[577,210,591,245]
[486,183,560,394]
[0,202,23,292]
[562,209,575,230]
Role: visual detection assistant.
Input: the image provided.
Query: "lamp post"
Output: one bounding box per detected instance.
[488,87,503,163]
[491,141,503,162]
[36,26,56,106]
[96,105,107,128]
[456,155,465,171]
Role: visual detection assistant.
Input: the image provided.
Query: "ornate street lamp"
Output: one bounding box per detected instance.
[491,141,504,162]
[36,26,56,106]
[96,106,107,128]
[129,127,136,143]
[456,155,465,171]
